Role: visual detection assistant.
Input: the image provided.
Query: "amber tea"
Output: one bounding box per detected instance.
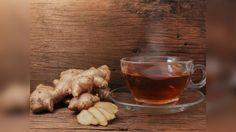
[121,56,206,105]
[124,73,190,104]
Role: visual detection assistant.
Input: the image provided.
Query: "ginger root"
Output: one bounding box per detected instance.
[93,87,111,101]
[29,65,119,127]
[71,65,110,97]
[77,102,118,126]
[68,93,100,111]
[30,65,111,113]
[30,84,55,112]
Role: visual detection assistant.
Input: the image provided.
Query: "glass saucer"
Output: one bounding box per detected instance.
[108,87,205,114]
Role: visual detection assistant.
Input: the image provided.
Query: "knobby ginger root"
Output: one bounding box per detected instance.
[60,69,84,78]
[30,65,111,113]
[52,69,83,102]
[77,102,118,126]
[30,84,55,112]
[30,68,81,113]
[71,65,111,97]
[68,93,100,111]
[93,87,110,101]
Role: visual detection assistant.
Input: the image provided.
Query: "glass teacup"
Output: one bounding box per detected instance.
[121,56,206,105]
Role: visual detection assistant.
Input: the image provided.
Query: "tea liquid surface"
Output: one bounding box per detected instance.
[124,73,190,104]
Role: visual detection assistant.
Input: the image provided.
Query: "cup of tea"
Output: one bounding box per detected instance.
[120,56,206,105]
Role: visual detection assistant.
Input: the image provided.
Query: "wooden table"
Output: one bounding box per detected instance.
[30,102,206,132]
[30,0,206,131]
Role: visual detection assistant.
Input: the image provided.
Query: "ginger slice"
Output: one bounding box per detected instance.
[97,107,115,121]
[95,102,118,114]
[77,102,118,126]
[77,110,98,125]
[88,107,108,126]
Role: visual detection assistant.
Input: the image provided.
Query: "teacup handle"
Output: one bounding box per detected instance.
[189,64,206,89]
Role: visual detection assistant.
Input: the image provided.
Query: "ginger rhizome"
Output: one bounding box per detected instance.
[30,65,111,113]
[68,93,100,111]
[71,66,110,97]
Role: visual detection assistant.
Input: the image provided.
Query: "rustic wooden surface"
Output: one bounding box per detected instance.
[30,0,206,131]
[30,102,206,132]
[31,0,206,90]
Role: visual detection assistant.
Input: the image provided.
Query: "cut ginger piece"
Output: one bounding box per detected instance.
[88,107,108,126]
[77,102,118,126]
[97,107,115,121]
[95,102,118,114]
[77,110,98,125]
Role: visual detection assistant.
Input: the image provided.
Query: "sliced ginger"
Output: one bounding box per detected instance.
[77,102,118,126]
[77,110,98,125]
[96,102,118,109]
[88,107,108,126]
[97,107,115,121]
[95,102,118,114]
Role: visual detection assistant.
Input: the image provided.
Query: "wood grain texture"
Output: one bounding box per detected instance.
[30,102,206,132]
[30,0,206,131]
[31,0,206,89]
